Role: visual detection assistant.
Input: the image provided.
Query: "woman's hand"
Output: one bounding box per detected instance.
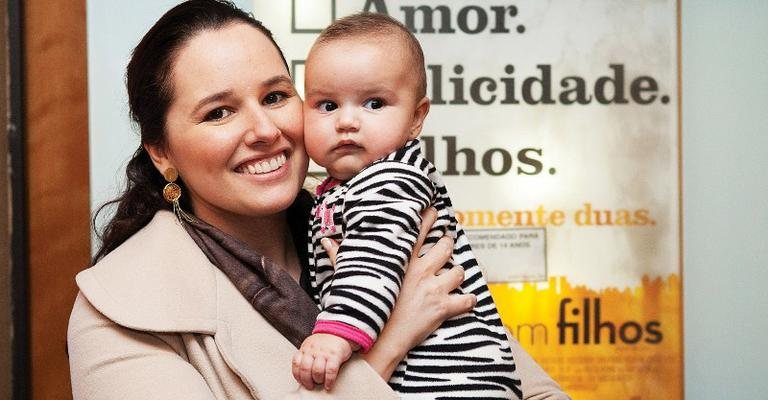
[320,207,476,380]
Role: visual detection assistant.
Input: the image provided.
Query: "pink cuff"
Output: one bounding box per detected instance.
[313,320,374,353]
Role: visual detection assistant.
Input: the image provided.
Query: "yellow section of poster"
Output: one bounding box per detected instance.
[490,275,682,400]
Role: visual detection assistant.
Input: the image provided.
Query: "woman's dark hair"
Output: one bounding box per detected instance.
[92,0,292,263]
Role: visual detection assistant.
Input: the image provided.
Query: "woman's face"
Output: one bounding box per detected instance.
[148,23,307,228]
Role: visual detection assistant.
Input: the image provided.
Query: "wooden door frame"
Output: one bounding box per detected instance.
[25,0,90,396]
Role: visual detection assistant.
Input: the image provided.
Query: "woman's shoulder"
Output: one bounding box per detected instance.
[82,210,203,282]
[74,211,219,333]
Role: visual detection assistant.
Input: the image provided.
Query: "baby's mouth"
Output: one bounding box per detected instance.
[333,140,362,152]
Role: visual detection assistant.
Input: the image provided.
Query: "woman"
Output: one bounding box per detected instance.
[68,1,569,399]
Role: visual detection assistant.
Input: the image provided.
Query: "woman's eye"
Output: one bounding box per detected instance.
[363,98,384,110]
[204,108,232,122]
[318,101,338,112]
[263,92,287,105]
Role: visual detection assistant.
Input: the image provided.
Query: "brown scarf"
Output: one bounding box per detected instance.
[183,216,319,348]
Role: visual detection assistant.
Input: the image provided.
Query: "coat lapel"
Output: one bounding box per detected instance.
[76,211,219,333]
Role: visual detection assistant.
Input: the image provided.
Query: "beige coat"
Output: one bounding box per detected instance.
[68,211,568,399]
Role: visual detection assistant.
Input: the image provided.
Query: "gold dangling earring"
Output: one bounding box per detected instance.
[162,167,194,222]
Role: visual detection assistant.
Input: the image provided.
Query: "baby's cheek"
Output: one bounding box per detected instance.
[304,134,328,166]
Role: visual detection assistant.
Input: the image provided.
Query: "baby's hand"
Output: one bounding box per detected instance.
[292,333,354,390]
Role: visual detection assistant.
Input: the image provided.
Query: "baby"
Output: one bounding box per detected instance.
[293,12,523,399]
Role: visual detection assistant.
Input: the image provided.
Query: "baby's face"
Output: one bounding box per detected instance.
[303,38,427,181]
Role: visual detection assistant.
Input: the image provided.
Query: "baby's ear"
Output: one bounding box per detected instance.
[408,96,430,139]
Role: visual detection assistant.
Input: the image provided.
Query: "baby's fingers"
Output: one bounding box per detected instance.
[297,352,316,389]
[291,352,302,384]
[311,356,327,387]
[324,357,341,390]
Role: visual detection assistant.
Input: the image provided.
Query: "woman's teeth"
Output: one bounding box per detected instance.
[238,153,286,175]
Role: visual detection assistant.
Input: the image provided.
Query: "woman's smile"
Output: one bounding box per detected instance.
[235,151,288,175]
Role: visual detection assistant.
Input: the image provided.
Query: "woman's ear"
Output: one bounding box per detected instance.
[408,96,431,139]
[143,143,173,175]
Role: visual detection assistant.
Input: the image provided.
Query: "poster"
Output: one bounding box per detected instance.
[255,1,682,399]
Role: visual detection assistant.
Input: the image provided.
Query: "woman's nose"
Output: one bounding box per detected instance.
[243,107,281,146]
[335,108,360,133]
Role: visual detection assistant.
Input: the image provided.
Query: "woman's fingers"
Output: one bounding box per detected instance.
[411,207,438,262]
[320,238,339,269]
[446,292,477,317]
[438,265,465,291]
[430,265,475,318]
[412,235,454,277]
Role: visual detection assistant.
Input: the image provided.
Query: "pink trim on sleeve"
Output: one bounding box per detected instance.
[313,320,374,353]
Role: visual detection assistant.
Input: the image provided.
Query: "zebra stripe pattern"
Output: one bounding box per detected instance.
[309,139,522,399]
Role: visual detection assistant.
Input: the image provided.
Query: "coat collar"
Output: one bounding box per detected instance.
[76,211,220,333]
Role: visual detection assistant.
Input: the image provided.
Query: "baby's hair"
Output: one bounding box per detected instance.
[315,12,427,98]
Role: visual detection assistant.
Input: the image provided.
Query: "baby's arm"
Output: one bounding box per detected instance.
[315,161,435,350]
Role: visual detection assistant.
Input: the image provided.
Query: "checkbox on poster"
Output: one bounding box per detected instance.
[292,0,336,33]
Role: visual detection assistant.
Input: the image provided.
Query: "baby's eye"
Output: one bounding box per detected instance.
[318,101,338,112]
[363,98,385,110]
[204,107,233,122]
[263,91,287,105]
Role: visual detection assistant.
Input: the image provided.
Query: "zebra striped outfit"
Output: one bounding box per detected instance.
[308,139,522,399]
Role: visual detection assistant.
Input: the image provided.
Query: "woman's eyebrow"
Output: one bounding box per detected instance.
[191,89,234,114]
[264,75,294,88]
